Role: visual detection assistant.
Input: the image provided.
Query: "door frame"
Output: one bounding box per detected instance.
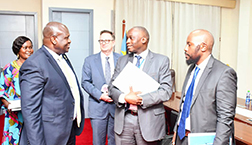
[0,10,38,51]
[49,7,94,55]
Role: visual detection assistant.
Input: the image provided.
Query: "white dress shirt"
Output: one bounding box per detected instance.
[178,54,211,131]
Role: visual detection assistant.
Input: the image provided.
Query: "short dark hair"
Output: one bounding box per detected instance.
[100,30,115,40]
[12,36,32,55]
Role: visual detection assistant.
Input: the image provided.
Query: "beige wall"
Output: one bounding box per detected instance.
[220,1,239,70]
[42,0,115,54]
[0,0,42,47]
[236,0,252,99]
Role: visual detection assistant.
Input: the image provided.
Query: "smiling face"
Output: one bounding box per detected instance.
[126,27,148,54]
[18,40,34,61]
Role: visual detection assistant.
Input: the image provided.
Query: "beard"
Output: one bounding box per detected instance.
[185,54,200,65]
[185,45,201,65]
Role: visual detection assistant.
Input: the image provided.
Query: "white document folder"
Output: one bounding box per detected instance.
[112,62,160,95]
[8,100,21,111]
[188,133,216,145]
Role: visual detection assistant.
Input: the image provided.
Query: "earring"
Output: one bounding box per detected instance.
[17,54,19,58]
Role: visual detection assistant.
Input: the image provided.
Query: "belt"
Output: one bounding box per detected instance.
[185,130,191,137]
[126,110,138,116]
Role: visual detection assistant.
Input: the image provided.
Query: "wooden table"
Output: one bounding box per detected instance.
[163,92,252,145]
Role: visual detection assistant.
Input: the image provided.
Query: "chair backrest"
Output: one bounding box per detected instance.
[170,69,176,92]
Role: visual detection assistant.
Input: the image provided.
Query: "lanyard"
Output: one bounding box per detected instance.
[138,59,145,68]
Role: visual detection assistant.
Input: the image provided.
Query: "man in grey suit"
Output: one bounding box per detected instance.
[172,29,237,145]
[19,22,85,145]
[81,30,121,145]
[108,26,173,145]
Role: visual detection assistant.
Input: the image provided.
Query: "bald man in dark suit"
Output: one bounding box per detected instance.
[19,22,85,145]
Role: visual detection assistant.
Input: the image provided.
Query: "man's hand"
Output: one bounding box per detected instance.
[125,86,142,105]
[172,132,176,145]
[100,93,113,102]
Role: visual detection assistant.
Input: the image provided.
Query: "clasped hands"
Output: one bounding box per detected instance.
[100,84,113,102]
[124,86,142,105]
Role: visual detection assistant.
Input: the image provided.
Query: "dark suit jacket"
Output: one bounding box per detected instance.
[175,56,237,145]
[81,52,121,119]
[19,46,85,145]
[109,50,173,142]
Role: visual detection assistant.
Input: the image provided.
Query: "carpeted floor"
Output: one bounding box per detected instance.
[0,114,4,144]
[76,118,93,145]
[0,116,106,145]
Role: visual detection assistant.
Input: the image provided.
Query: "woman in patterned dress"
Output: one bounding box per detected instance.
[0,36,33,145]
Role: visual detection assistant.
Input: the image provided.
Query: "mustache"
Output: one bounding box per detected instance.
[185,52,191,58]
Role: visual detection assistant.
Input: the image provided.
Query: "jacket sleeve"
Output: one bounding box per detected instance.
[81,58,102,102]
[214,67,237,145]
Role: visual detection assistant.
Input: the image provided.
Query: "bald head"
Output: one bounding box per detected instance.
[43,22,68,39]
[42,22,71,55]
[184,29,215,65]
[188,29,214,53]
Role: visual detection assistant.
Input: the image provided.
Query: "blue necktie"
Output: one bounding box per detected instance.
[135,55,142,68]
[177,66,200,140]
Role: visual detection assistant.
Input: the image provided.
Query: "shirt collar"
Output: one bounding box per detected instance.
[101,51,113,59]
[44,45,62,60]
[134,49,149,59]
[196,54,211,70]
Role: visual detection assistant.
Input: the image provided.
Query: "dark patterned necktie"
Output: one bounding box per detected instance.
[105,57,111,84]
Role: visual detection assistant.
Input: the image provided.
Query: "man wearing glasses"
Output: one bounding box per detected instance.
[81,30,121,145]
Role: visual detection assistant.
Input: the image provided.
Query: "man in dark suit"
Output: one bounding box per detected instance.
[19,21,85,145]
[172,29,237,145]
[81,30,121,145]
[108,26,173,145]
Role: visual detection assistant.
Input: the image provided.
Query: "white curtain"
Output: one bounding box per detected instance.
[114,0,173,59]
[115,0,221,92]
[173,2,220,91]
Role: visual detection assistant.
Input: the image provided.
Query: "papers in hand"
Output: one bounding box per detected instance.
[8,100,21,111]
[188,132,216,145]
[112,62,160,95]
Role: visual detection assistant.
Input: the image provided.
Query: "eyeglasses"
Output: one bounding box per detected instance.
[98,39,114,44]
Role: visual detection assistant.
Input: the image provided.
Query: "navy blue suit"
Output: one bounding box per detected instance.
[19,46,85,145]
[81,52,121,145]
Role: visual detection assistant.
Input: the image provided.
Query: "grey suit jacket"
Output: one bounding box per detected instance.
[109,50,173,142]
[19,46,85,145]
[175,56,237,145]
[81,52,121,119]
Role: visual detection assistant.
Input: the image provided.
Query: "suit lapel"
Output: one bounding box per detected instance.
[62,53,83,98]
[41,47,71,90]
[113,52,119,67]
[191,56,214,108]
[182,65,195,97]
[127,53,134,66]
[95,52,106,82]
[142,50,153,73]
